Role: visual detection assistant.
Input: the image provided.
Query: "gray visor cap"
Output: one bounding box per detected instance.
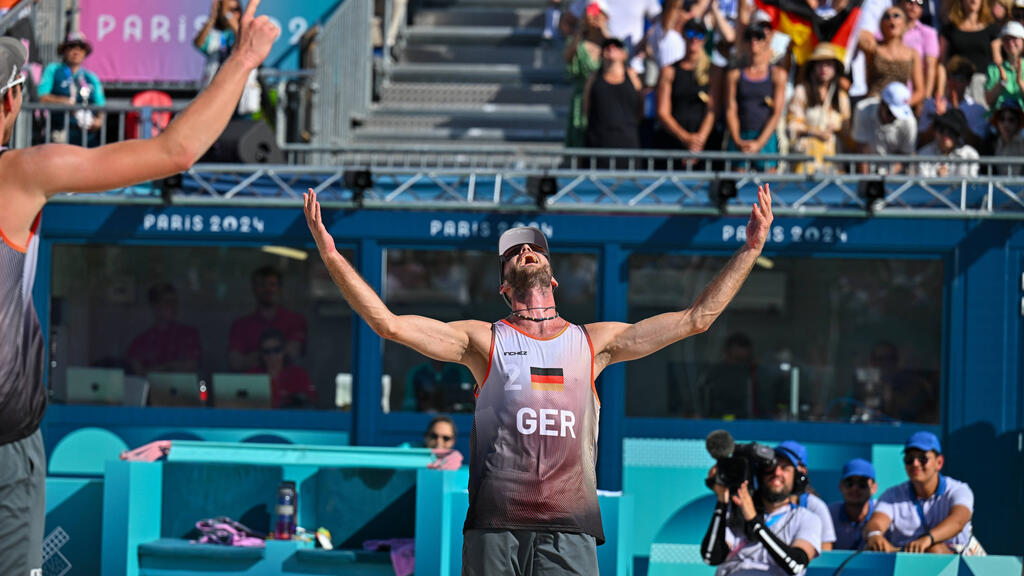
[0,37,27,89]
[497,226,549,258]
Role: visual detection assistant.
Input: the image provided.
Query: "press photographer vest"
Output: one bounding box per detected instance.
[464,320,604,543]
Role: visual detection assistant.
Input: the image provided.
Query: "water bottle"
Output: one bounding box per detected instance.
[274,481,297,540]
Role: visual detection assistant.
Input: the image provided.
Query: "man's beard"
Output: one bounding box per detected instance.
[760,484,791,503]
[505,263,553,300]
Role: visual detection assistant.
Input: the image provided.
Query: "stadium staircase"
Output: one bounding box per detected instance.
[352,0,569,147]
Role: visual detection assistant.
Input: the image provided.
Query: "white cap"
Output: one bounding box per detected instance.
[498,226,549,259]
[880,82,914,121]
[1002,20,1024,39]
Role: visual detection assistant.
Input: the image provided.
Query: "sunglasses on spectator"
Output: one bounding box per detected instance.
[261,345,284,355]
[883,11,904,20]
[902,0,925,6]
[843,477,870,489]
[427,433,453,442]
[685,29,707,40]
[745,30,768,41]
[903,453,931,466]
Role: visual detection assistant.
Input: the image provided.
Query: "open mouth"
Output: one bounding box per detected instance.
[521,253,539,265]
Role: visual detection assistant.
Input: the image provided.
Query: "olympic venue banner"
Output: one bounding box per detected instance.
[79,0,342,83]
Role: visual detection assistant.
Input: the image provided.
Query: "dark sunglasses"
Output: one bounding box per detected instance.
[261,345,284,355]
[427,433,453,442]
[501,243,547,261]
[685,29,707,40]
[843,477,870,489]
[903,453,930,466]
[883,11,904,19]
[902,0,924,6]
[745,30,768,40]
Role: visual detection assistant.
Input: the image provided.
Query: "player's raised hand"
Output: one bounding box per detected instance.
[745,184,773,251]
[234,0,279,69]
[304,189,337,256]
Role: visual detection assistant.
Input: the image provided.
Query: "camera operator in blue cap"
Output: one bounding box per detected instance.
[863,432,975,553]
[828,458,878,550]
[701,446,821,575]
[777,441,836,551]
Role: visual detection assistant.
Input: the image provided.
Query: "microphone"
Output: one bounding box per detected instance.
[706,429,735,460]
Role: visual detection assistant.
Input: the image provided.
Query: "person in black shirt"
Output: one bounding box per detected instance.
[584,37,643,149]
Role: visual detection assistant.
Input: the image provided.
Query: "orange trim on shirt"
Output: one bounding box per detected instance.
[582,325,600,406]
[499,318,569,341]
[476,325,496,398]
[0,212,42,254]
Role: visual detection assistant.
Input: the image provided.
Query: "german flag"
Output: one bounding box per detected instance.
[530,367,565,392]
[754,0,863,66]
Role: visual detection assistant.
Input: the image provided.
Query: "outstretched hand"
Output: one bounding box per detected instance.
[304,189,337,255]
[745,184,773,251]
[234,0,280,70]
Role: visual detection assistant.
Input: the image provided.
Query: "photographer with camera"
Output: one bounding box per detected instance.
[776,441,837,551]
[701,436,821,575]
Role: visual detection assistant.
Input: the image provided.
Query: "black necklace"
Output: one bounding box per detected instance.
[509,306,559,322]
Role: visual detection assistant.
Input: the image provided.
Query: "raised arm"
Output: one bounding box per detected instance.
[303,190,491,380]
[8,0,278,203]
[586,185,773,374]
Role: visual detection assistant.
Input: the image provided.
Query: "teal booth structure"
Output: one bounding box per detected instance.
[99,441,634,576]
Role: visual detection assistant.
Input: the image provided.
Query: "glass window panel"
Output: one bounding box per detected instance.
[50,245,354,411]
[625,254,943,424]
[382,250,598,414]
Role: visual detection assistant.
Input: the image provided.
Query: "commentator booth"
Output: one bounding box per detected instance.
[34,199,1024,573]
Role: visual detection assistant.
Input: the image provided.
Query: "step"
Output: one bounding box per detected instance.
[413,7,544,27]
[379,82,572,106]
[371,102,566,120]
[352,125,565,144]
[356,113,562,132]
[389,63,567,84]
[405,25,544,45]
[402,44,565,67]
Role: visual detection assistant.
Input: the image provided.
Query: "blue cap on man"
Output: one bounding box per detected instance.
[840,458,876,480]
[775,441,807,467]
[904,431,942,454]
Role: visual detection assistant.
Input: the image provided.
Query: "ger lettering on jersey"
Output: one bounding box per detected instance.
[465,319,604,543]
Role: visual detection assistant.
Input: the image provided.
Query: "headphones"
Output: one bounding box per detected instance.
[793,468,809,494]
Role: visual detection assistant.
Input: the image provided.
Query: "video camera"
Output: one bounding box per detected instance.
[704,429,777,491]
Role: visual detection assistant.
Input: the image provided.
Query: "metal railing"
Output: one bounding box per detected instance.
[312,0,373,152]
[13,102,186,149]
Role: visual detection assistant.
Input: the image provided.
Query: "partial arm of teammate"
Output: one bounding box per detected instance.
[9,0,278,203]
[303,190,492,379]
[586,185,773,373]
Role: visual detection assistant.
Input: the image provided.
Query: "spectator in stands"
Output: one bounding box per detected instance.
[778,441,838,551]
[857,7,925,107]
[38,33,105,147]
[725,21,787,172]
[988,98,1024,169]
[897,0,940,104]
[864,432,974,553]
[424,415,457,450]
[701,445,822,574]
[852,82,917,173]
[655,19,716,159]
[829,458,879,550]
[985,21,1024,108]
[921,56,988,147]
[564,0,608,147]
[228,266,308,372]
[1013,0,1024,23]
[788,43,851,173]
[917,109,980,177]
[640,0,686,87]
[254,328,317,409]
[404,359,475,412]
[194,0,261,116]
[584,37,642,148]
[562,0,662,72]
[127,283,201,376]
[939,0,1001,107]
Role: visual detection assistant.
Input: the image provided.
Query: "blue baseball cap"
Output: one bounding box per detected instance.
[840,458,876,480]
[904,431,942,454]
[775,441,807,467]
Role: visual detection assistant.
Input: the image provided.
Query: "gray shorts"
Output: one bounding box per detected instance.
[462,529,598,576]
[0,429,45,576]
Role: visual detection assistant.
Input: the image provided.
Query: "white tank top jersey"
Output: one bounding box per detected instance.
[464,319,604,543]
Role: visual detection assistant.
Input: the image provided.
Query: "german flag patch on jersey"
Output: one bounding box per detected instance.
[530,367,564,392]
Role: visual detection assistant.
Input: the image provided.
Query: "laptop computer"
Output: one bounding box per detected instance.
[148,372,201,407]
[212,373,272,410]
[63,367,125,405]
